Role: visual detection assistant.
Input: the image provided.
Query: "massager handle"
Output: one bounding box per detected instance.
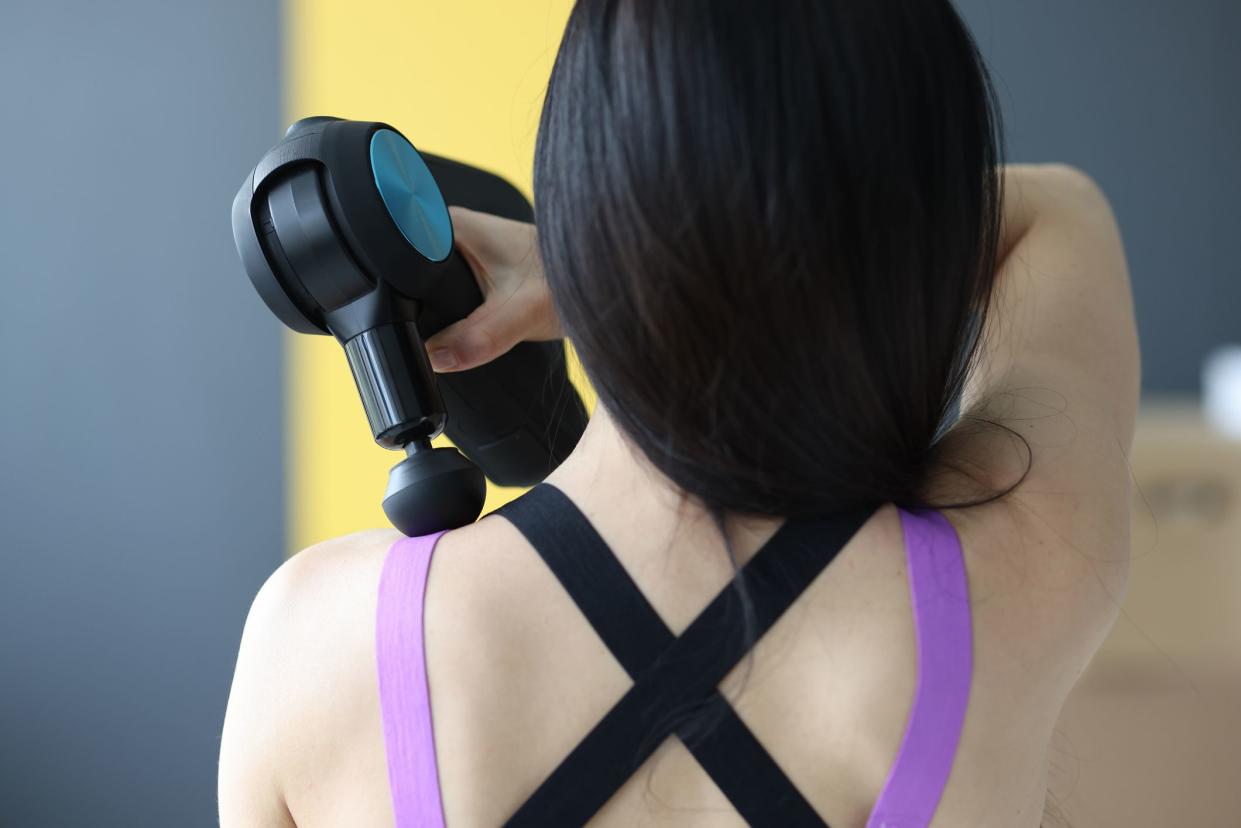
[324,156,586,485]
[411,155,586,486]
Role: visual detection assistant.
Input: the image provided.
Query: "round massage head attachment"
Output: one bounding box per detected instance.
[383,442,486,536]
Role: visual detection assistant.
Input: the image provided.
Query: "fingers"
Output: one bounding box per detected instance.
[426,207,557,373]
[424,290,537,373]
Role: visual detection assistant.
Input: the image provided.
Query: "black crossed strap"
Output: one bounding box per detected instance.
[493,482,877,827]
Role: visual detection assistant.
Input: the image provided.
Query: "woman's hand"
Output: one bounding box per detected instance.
[423,206,562,373]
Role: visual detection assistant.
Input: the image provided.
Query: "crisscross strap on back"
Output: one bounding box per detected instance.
[375,488,974,828]
[494,483,877,827]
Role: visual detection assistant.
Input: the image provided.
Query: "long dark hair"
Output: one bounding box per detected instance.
[533,0,1044,813]
[535,0,1018,524]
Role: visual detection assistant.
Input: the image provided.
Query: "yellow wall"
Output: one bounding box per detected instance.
[284,0,590,553]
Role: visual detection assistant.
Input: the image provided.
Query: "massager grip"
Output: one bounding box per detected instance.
[418,155,588,486]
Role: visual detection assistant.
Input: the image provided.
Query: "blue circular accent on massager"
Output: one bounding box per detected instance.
[369,129,453,262]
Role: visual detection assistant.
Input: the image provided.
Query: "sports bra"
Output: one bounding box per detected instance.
[375,482,973,827]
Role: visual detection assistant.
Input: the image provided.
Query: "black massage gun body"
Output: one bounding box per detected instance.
[232,117,587,535]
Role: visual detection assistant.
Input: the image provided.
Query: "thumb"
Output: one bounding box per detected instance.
[423,297,528,373]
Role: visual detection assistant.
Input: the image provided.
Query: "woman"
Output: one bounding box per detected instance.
[219,0,1138,825]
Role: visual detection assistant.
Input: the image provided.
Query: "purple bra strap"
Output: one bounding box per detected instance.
[866,507,974,828]
[376,530,449,828]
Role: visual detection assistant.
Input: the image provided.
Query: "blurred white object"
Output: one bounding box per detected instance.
[1203,345,1241,439]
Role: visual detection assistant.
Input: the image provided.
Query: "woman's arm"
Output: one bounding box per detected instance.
[944,162,1139,626]
[963,163,1140,443]
[956,163,1141,499]
[219,529,399,828]
[218,567,298,828]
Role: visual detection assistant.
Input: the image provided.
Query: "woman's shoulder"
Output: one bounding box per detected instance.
[219,527,406,824]
[225,516,532,740]
[242,528,405,668]
[223,520,540,823]
[231,513,537,689]
[264,527,404,597]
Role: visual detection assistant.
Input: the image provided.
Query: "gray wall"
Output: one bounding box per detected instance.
[957,0,1241,393]
[0,2,1236,827]
[0,1,283,826]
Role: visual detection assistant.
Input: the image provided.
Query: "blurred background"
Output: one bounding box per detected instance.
[1,0,1238,825]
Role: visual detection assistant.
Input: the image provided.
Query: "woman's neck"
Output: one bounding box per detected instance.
[541,404,786,599]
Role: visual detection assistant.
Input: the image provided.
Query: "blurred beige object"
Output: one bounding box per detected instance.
[1054,397,1241,826]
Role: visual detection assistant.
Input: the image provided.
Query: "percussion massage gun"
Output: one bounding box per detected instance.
[232,116,587,536]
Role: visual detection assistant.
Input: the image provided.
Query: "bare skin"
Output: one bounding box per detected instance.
[219,164,1139,827]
